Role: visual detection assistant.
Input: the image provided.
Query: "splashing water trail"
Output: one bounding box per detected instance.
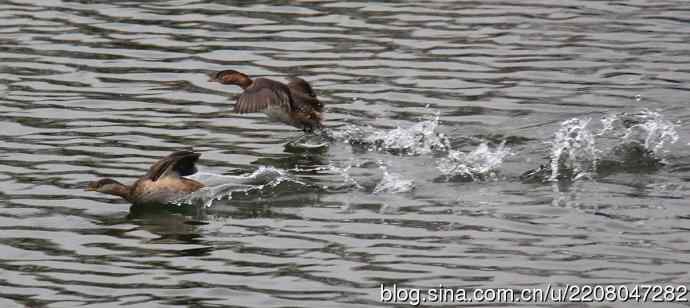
[331,109,514,183]
[549,118,598,181]
[437,142,512,180]
[179,166,302,207]
[372,163,415,194]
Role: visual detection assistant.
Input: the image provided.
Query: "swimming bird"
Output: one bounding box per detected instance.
[86,151,205,206]
[209,70,324,132]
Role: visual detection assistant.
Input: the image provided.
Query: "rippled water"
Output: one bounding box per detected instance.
[1,1,690,307]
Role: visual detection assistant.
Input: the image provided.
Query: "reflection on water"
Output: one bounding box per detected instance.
[1,0,690,307]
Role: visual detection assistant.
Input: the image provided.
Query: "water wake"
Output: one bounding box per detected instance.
[323,109,678,189]
[179,166,308,207]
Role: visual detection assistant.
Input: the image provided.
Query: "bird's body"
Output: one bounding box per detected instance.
[210,70,323,132]
[86,151,205,206]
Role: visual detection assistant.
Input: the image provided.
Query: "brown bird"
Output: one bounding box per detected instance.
[209,70,324,132]
[86,151,205,206]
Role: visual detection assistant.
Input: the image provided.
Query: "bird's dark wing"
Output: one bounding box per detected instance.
[144,151,201,181]
[287,77,316,98]
[234,78,292,114]
[287,77,323,112]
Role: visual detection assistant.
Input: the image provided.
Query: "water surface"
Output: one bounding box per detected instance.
[1,1,690,307]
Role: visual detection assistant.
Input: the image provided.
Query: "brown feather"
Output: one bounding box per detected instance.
[233,78,292,114]
[129,177,204,206]
[287,77,322,112]
[133,177,203,196]
[291,90,323,113]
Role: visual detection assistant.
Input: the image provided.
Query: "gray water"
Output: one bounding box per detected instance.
[1,1,690,307]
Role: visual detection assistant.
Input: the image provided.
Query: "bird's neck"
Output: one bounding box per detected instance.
[238,77,253,90]
[105,181,132,200]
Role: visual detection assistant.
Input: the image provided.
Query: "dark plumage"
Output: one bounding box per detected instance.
[210,70,323,132]
[86,151,205,206]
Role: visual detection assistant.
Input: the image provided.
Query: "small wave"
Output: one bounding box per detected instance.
[437,142,512,181]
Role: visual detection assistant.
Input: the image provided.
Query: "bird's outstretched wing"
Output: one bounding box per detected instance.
[287,77,323,112]
[287,77,317,98]
[144,151,200,181]
[234,78,292,114]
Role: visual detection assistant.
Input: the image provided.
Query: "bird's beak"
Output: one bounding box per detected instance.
[85,186,95,191]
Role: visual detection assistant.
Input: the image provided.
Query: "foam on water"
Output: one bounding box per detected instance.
[436,141,512,181]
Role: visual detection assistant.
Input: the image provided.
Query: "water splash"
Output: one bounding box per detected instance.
[525,110,677,184]
[190,167,287,187]
[372,163,414,194]
[548,118,598,182]
[330,112,450,155]
[178,166,305,207]
[327,160,414,194]
[546,118,601,209]
[328,160,364,190]
[330,108,515,182]
[598,109,679,156]
[437,142,512,181]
